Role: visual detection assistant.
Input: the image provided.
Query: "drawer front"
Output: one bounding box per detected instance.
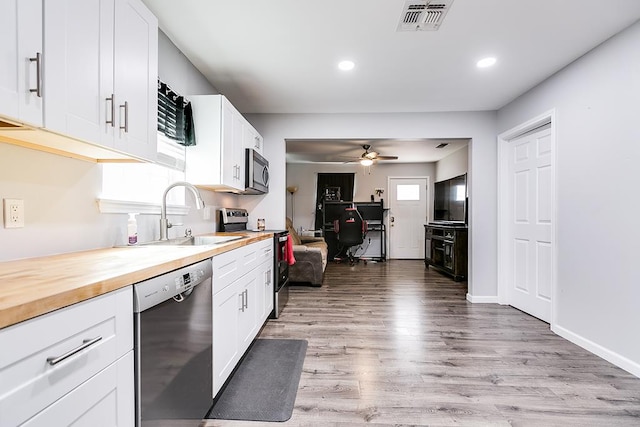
[212,247,244,294]
[257,239,273,265]
[241,242,260,271]
[212,239,272,294]
[22,351,134,427]
[0,287,133,427]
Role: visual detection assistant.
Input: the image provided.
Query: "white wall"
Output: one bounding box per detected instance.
[158,31,217,97]
[0,30,233,262]
[435,145,469,182]
[247,111,497,299]
[497,21,640,374]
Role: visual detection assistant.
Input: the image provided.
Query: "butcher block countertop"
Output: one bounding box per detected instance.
[0,232,274,330]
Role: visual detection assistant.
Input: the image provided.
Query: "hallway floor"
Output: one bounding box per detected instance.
[203,260,640,426]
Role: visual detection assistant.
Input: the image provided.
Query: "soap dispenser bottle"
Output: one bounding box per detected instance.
[127,213,138,245]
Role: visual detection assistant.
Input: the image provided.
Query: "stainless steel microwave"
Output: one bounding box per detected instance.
[244,149,269,194]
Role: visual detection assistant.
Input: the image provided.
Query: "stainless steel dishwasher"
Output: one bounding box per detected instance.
[133,259,213,426]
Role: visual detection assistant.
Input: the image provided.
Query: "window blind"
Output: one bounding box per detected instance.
[157,80,195,146]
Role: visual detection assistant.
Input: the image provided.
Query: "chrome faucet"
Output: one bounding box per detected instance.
[160,181,205,240]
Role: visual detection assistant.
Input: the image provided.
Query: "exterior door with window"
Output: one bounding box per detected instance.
[388,177,428,259]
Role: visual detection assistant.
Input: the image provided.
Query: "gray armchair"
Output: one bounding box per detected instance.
[286,218,327,286]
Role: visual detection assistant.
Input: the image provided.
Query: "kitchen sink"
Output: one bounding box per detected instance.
[141,235,244,246]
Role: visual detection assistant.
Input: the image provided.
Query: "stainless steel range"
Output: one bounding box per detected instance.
[219,208,289,318]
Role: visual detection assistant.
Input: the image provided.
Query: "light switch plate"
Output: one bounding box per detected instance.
[3,198,25,228]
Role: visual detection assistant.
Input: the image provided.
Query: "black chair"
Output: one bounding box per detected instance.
[333,208,367,265]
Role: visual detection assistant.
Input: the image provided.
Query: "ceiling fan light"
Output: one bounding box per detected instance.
[360,158,374,166]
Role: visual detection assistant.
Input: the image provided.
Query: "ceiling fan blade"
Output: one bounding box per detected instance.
[374,155,398,160]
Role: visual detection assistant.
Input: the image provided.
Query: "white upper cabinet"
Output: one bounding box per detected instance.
[43,0,157,162]
[0,0,43,127]
[43,0,114,148]
[188,95,248,192]
[112,0,158,161]
[243,120,263,154]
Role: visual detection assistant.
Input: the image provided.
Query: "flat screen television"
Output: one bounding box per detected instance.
[433,173,467,224]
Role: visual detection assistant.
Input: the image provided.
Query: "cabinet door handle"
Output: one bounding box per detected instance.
[239,291,245,312]
[106,94,115,127]
[29,52,42,98]
[244,289,248,309]
[46,336,102,366]
[119,101,129,133]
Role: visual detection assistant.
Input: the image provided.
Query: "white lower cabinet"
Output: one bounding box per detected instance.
[212,238,274,397]
[22,351,134,427]
[212,279,240,393]
[237,273,258,355]
[0,287,134,426]
[258,259,274,321]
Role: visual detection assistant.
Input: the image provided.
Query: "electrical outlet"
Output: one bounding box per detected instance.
[3,199,25,228]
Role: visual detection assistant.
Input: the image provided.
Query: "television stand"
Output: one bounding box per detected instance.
[424,223,467,281]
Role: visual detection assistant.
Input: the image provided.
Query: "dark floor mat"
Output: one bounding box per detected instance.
[206,339,308,422]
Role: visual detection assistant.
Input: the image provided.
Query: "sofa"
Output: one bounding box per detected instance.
[286,218,328,286]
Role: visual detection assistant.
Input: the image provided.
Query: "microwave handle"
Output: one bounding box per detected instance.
[262,165,269,186]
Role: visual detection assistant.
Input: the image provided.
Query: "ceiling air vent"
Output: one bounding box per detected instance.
[396,0,455,32]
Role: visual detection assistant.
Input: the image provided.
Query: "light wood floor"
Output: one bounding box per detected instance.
[203,260,640,427]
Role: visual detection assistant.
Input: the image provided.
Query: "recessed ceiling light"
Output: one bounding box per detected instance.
[477,57,497,68]
[338,60,355,71]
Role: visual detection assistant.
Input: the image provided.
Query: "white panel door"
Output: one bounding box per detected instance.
[507,126,553,322]
[388,177,427,259]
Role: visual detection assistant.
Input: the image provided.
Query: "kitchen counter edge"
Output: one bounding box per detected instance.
[0,232,274,329]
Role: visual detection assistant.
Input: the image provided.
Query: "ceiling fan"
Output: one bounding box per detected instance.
[355,144,398,166]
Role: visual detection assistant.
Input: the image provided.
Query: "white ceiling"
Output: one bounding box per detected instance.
[286,138,469,164]
[143,0,640,163]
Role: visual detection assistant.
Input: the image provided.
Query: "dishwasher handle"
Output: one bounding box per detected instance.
[133,259,213,312]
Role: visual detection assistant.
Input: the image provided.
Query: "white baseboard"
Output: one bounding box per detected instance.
[552,324,640,378]
[466,293,499,304]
